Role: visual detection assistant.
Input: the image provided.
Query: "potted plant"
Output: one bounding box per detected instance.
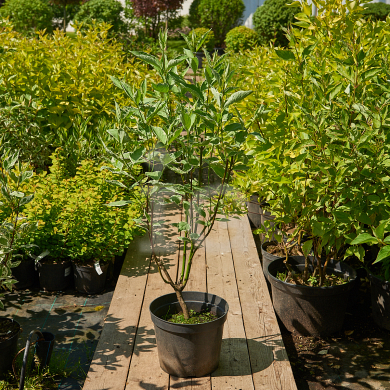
[0,150,35,375]
[234,0,390,336]
[23,150,142,294]
[105,29,257,377]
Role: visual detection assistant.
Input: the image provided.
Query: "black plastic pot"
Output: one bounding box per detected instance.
[369,273,390,331]
[0,317,20,377]
[195,52,205,68]
[37,260,72,291]
[73,262,109,294]
[247,194,262,229]
[261,241,284,275]
[150,291,229,378]
[12,258,38,289]
[267,257,357,337]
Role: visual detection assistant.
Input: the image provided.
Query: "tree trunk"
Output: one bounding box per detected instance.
[175,289,190,319]
[63,6,67,32]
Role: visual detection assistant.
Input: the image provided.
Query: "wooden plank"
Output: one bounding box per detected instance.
[83,232,152,390]
[125,204,181,390]
[227,216,297,390]
[207,221,255,390]
[169,243,211,390]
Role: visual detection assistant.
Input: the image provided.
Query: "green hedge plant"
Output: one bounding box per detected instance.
[74,0,126,35]
[252,0,299,47]
[20,150,142,266]
[196,0,245,47]
[360,2,390,21]
[225,26,258,52]
[0,0,54,34]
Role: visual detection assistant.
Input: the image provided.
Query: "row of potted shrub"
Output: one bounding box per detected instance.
[0,148,142,297]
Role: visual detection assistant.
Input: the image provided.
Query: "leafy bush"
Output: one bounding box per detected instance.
[360,2,390,21]
[190,27,215,51]
[235,0,390,283]
[188,0,201,28]
[252,0,299,47]
[0,20,155,168]
[0,0,54,34]
[45,0,82,31]
[225,26,258,52]
[74,0,126,35]
[20,150,142,264]
[196,0,245,47]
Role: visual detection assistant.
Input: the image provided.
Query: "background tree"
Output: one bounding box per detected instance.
[196,0,245,47]
[0,0,54,34]
[74,0,126,35]
[48,0,82,32]
[130,0,184,38]
[252,0,299,47]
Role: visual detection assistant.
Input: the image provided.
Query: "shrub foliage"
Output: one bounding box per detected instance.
[252,0,299,47]
[225,26,258,52]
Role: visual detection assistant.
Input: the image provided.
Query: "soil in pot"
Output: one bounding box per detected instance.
[369,273,390,331]
[150,291,229,378]
[267,257,357,337]
[0,317,20,377]
[12,258,38,289]
[37,259,72,291]
[73,262,109,294]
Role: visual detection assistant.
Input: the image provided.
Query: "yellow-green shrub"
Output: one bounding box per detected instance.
[0,20,155,135]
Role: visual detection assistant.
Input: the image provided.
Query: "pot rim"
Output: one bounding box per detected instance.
[149,291,229,328]
[267,257,357,291]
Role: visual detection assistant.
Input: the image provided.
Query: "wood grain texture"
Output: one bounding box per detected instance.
[125,204,181,390]
[83,232,152,390]
[207,221,255,390]
[227,215,297,390]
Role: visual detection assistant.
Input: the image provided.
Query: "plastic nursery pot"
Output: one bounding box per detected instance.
[12,258,38,289]
[195,51,207,68]
[73,262,109,294]
[369,273,390,331]
[150,291,229,378]
[267,257,357,337]
[247,194,262,229]
[37,259,72,291]
[0,317,20,378]
[261,241,283,275]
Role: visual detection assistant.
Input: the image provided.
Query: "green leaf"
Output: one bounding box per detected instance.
[153,83,169,93]
[210,163,225,178]
[350,233,378,245]
[361,68,381,81]
[152,126,167,144]
[329,83,343,100]
[275,50,296,61]
[302,239,313,257]
[374,221,388,241]
[107,200,132,207]
[373,246,390,264]
[130,51,162,71]
[224,91,253,108]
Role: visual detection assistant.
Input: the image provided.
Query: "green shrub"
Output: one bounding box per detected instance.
[0,0,53,34]
[44,0,81,31]
[20,150,143,264]
[188,0,201,28]
[74,0,126,35]
[0,21,155,168]
[252,0,299,47]
[190,27,215,51]
[235,0,390,282]
[196,0,245,47]
[225,26,258,52]
[360,2,390,21]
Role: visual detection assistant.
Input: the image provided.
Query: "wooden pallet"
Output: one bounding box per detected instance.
[83,208,297,390]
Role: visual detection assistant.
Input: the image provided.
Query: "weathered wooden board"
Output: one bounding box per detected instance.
[207,221,255,390]
[83,232,152,390]
[227,216,297,390]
